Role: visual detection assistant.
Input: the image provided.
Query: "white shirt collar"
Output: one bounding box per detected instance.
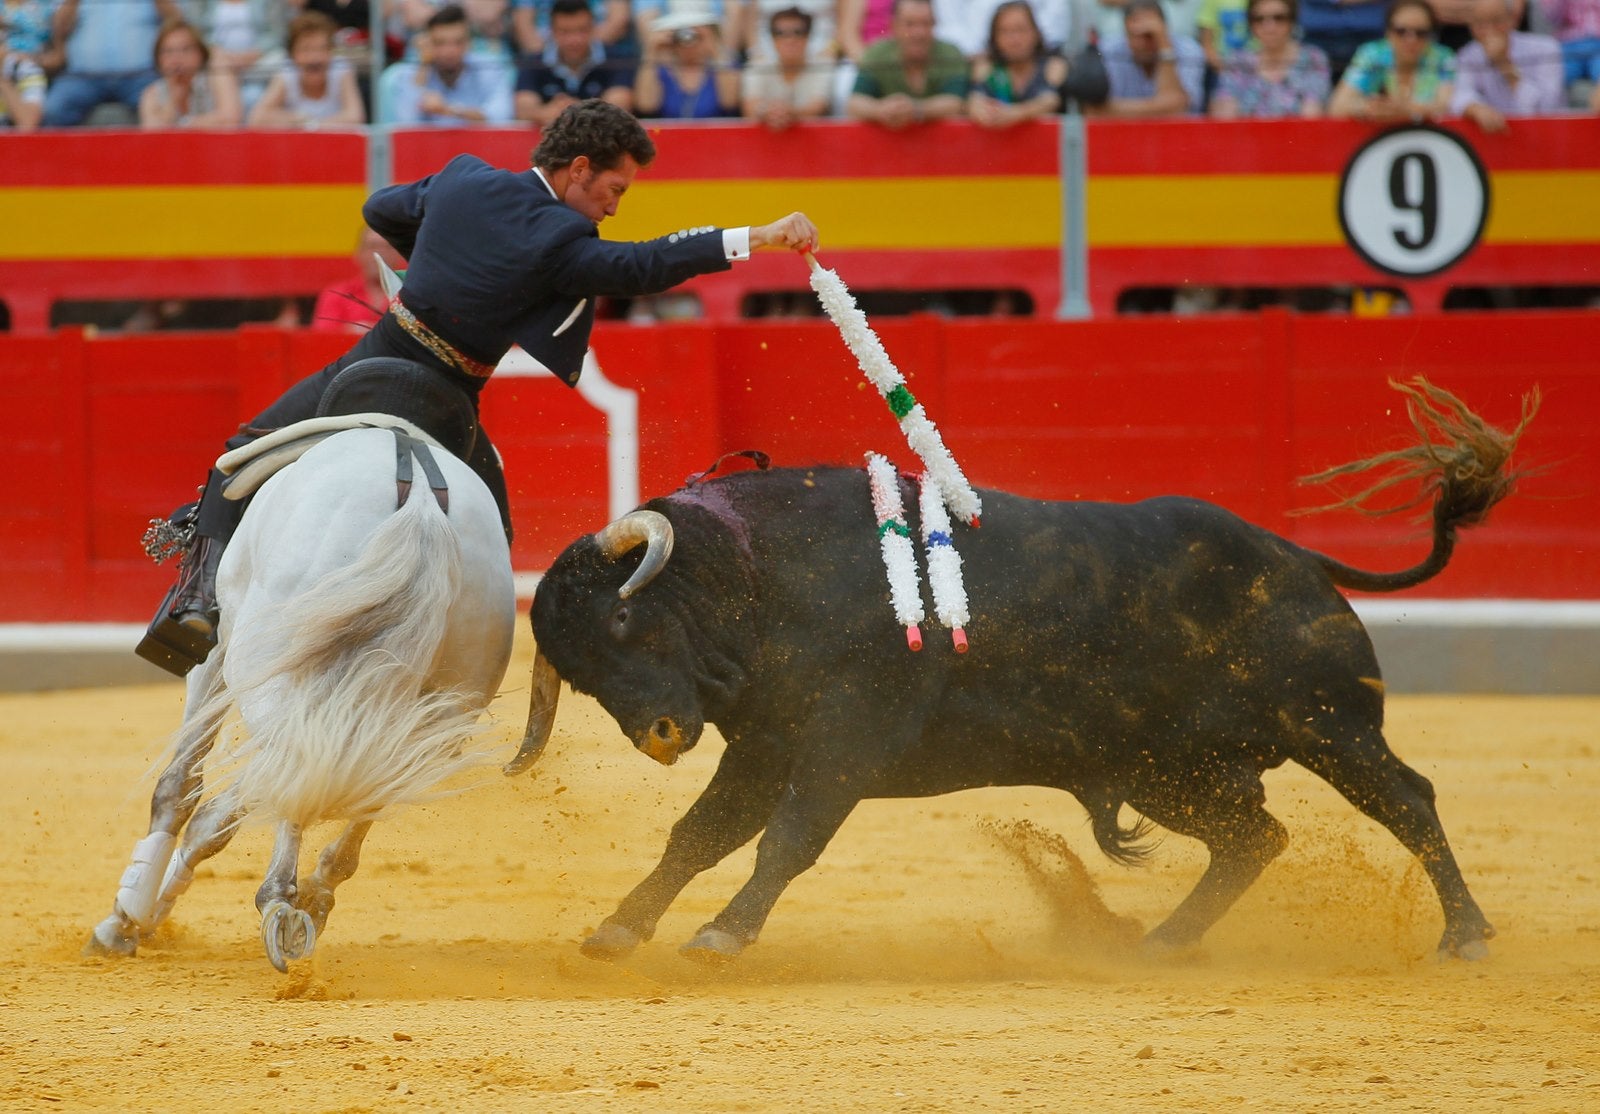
[532,167,559,200]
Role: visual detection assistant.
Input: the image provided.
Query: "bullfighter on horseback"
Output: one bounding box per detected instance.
[139,98,820,675]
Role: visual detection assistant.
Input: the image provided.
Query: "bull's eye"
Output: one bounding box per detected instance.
[610,603,631,638]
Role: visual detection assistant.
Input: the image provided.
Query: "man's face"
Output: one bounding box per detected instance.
[551,10,595,66]
[563,154,641,224]
[892,1,936,63]
[429,22,471,76]
[1125,9,1166,65]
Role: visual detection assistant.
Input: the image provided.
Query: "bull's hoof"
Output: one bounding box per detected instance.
[83,917,139,959]
[679,926,746,965]
[1138,930,1205,965]
[1437,919,1495,962]
[580,922,643,962]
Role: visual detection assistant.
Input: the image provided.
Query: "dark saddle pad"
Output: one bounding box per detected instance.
[315,357,479,462]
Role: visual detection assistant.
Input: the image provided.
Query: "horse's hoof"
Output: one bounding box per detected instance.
[262,900,317,973]
[580,922,642,962]
[83,918,138,959]
[679,926,746,965]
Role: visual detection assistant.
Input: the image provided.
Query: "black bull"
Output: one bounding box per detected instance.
[517,381,1533,964]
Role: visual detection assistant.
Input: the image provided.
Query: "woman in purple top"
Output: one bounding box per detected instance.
[1210,0,1331,118]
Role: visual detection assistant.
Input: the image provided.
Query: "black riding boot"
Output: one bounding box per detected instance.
[136,533,224,677]
[135,468,244,677]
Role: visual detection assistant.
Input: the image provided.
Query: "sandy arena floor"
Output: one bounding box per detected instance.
[3,631,1597,1111]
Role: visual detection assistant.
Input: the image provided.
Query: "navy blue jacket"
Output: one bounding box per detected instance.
[363,154,732,385]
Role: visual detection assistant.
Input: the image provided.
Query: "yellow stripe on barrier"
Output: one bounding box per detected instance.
[1486,171,1600,242]
[604,177,1063,250]
[1088,170,1600,249]
[1,184,370,260]
[1087,174,1340,247]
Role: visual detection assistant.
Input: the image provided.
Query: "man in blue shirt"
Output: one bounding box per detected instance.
[42,0,181,126]
[390,4,515,125]
[514,0,635,125]
[1096,0,1207,116]
[138,99,820,676]
[1298,0,1387,84]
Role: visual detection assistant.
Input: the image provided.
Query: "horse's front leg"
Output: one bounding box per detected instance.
[85,662,228,958]
[296,819,374,939]
[147,792,243,930]
[258,820,314,972]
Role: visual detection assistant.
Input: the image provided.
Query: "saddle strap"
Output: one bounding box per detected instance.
[394,430,450,513]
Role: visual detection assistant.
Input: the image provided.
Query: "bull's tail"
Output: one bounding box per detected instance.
[1087,797,1158,867]
[1294,377,1538,594]
[211,487,492,827]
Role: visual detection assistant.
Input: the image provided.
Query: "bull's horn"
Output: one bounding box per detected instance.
[594,509,674,599]
[503,649,560,776]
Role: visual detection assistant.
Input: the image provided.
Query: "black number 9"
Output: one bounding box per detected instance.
[1388,151,1438,251]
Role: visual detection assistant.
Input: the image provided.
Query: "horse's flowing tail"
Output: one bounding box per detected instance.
[1294,377,1539,594]
[209,487,493,828]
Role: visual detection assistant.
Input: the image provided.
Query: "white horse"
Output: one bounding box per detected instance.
[87,419,517,971]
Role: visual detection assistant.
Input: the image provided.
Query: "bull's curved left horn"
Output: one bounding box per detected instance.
[504,649,560,776]
[594,509,674,599]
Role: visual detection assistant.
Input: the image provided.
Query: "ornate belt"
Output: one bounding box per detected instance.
[390,297,498,380]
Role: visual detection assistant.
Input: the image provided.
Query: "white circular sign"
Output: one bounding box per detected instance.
[1338,126,1490,278]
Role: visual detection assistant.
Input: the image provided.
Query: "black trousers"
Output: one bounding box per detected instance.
[194,314,513,545]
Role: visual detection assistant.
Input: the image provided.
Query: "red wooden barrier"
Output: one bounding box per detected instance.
[2,311,1593,624]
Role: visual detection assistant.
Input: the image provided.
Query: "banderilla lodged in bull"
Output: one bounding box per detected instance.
[514,378,1538,966]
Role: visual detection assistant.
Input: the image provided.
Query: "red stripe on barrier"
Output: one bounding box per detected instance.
[388,119,1060,183]
[0,130,368,187]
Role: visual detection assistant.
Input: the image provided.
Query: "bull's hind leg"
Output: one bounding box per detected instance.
[1132,765,1289,955]
[258,820,316,972]
[85,663,229,957]
[296,820,374,940]
[1298,735,1493,960]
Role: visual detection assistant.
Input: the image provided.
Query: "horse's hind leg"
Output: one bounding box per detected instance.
[85,664,228,957]
[297,819,374,940]
[1298,733,1494,959]
[258,820,316,972]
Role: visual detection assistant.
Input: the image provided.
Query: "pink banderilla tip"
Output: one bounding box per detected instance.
[952,628,969,653]
[906,625,923,652]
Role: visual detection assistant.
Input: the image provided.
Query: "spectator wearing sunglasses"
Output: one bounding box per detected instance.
[1328,0,1454,120]
[1210,0,1330,117]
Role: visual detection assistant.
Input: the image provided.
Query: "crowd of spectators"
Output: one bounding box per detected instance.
[4,0,1596,134]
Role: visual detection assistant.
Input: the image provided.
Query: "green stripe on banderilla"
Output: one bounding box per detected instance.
[884,384,916,420]
[877,519,911,539]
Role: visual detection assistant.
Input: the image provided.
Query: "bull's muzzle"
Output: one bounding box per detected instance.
[636,717,687,766]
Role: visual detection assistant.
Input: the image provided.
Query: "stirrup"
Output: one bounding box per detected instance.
[136,583,216,677]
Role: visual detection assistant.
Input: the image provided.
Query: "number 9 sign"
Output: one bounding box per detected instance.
[1337,125,1490,278]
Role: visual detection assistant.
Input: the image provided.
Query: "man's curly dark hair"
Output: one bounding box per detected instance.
[532,100,657,173]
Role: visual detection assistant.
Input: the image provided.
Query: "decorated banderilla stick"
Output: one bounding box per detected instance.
[805,252,982,527]
[866,452,925,652]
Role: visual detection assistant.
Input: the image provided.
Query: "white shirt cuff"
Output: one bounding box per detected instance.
[724,227,752,261]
